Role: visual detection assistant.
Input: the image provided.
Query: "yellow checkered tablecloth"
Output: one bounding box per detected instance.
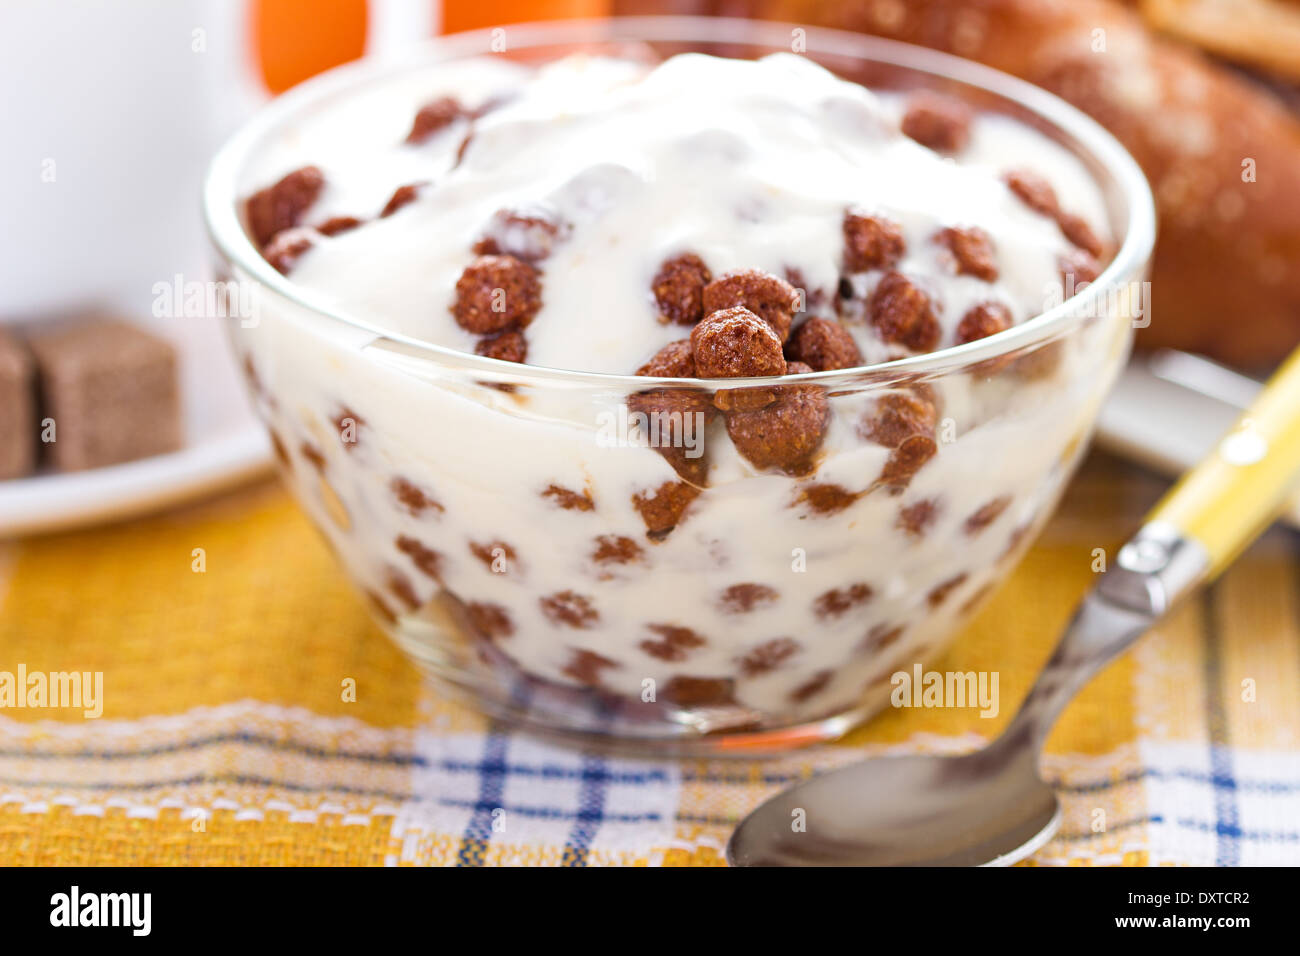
[0,453,1297,866]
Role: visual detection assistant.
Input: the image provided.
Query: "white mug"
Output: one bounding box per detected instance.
[0,0,436,323]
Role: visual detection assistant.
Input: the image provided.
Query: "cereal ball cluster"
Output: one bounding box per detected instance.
[452,207,570,361]
[701,269,800,343]
[691,307,785,413]
[647,260,834,476]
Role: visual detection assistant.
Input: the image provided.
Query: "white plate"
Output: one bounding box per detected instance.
[0,316,273,538]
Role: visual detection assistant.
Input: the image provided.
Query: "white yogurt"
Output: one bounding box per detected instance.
[253,52,1105,373]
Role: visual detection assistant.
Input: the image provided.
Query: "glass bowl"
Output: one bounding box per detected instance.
[203,16,1155,755]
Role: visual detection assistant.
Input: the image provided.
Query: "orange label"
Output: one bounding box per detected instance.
[253,0,369,93]
[251,1,615,95]
[441,0,611,36]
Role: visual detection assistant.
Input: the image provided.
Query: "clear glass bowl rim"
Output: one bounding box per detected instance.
[202,14,1156,391]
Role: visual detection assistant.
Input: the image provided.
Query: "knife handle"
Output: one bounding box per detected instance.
[1146,345,1300,581]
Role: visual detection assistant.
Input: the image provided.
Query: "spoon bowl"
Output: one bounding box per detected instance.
[727,588,1158,866]
[727,742,1061,866]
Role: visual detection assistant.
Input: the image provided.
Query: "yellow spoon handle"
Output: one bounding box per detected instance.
[1147,346,1300,580]
[1011,347,1300,754]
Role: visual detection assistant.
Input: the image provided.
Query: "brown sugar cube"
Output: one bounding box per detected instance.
[28,319,182,471]
[0,328,35,479]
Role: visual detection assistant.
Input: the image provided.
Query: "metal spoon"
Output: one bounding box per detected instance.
[728,346,1300,866]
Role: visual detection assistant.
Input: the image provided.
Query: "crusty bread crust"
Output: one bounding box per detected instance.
[1142,0,1300,83]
